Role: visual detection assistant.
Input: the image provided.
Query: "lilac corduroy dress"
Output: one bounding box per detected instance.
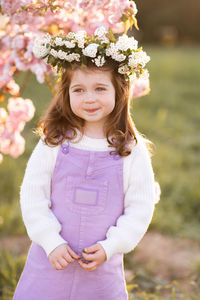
[13,141,128,300]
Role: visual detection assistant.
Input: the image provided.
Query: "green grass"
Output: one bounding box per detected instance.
[131,45,200,241]
[0,249,199,300]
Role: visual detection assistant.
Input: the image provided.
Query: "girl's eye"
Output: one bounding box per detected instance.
[73,87,105,93]
[74,89,83,93]
[96,87,106,91]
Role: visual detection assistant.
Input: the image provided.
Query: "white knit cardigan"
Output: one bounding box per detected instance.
[20,133,156,261]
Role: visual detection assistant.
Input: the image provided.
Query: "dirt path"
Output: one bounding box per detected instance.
[1,231,200,291]
[126,231,200,293]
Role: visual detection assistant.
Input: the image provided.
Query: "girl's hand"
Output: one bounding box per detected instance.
[48,243,80,270]
[78,243,107,272]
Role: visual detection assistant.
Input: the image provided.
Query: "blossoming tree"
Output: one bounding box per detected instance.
[0,0,150,164]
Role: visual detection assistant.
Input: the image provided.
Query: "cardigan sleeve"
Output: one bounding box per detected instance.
[20,138,67,257]
[97,138,156,261]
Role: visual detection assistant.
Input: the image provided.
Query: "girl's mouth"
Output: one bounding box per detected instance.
[84,108,100,113]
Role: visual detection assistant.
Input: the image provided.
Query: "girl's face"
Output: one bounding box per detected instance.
[69,68,115,133]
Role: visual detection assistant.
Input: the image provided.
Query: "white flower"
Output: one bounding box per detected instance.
[141,51,151,67]
[128,37,138,50]
[105,43,116,57]
[128,53,138,68]
[129,73,137,82]
[50,49,58,58]
[112,52,126,62]
[71,53,81,62]
[118,65,129,74]
[82,43,99,58]
[139,69,150,80]
[77,39,85,49]
[128,51,150,69]
[64,40,76,48]
[74,31,86,49]
[100,37,110,44]
[93,55,106,67]
[43,33,51,44]
[94,26,107,37]
[54,37,64,46]
[65,53,80,62]
[116,35,138,51]
[57,50,65,60]
[105,43,126,62]
[67,32,75,39]
[32,37,50,58]
[75,30,86,41]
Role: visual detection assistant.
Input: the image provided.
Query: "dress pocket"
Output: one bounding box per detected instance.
[65,176,108,215]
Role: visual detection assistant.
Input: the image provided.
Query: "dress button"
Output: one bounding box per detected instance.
[113,153,121,160]
[61,145,69,154]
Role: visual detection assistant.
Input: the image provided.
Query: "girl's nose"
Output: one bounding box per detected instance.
[83,92,95,103]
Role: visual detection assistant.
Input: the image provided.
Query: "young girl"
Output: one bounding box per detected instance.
[13,27,158,300]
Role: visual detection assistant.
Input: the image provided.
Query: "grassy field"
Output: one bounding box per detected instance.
[0,45,200,299]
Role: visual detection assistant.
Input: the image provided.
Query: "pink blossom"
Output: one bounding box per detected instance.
[9,132,25,158]
[7,97,35,123]
[3,79,20,96]
[0,13,9,29]
[30,62,49,83]
[1,0,22,16]
[0,61,14,88]
[131,78,151,99]
[0,107,8,122]
[0,50,15,88]
[0,108,8,135]
[0,131,25,158]
[11,35,25,49]
[0,133,12,155]
[0,97,35,160]
[6,116,26,132]
[0,153,3,163]
[1,34,11,48]
[123,0,138,14]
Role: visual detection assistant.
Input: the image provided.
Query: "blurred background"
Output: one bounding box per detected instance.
[0,0,200,299]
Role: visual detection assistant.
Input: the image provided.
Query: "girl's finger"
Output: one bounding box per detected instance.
[59,257,69,268]
[84,244,100,253]
[79,260,97,271]
[82,252,97,261]
[67,247,81,259]
[63,252,75,263]
[54,262,63,270]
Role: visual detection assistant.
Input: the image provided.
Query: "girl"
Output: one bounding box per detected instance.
[13,27,158,300]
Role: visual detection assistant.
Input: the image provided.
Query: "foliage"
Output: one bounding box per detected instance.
[0,250,26,299]
[0,249,199,299]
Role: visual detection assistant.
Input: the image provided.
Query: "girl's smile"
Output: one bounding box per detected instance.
[84,108,100,113]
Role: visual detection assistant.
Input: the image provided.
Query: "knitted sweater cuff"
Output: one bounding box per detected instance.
[97,238,120,261]
[38,232,68,257]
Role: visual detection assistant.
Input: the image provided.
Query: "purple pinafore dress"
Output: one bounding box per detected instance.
[13,140,128,300]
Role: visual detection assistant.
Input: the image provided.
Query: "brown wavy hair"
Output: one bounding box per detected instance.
[34,59,154,157]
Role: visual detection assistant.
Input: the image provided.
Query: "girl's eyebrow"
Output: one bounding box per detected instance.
[70,83,109,89]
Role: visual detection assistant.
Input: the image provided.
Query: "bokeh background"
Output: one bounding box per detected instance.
[0,0,200,299]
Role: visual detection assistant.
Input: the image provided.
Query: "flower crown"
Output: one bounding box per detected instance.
[33,26,150,81]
